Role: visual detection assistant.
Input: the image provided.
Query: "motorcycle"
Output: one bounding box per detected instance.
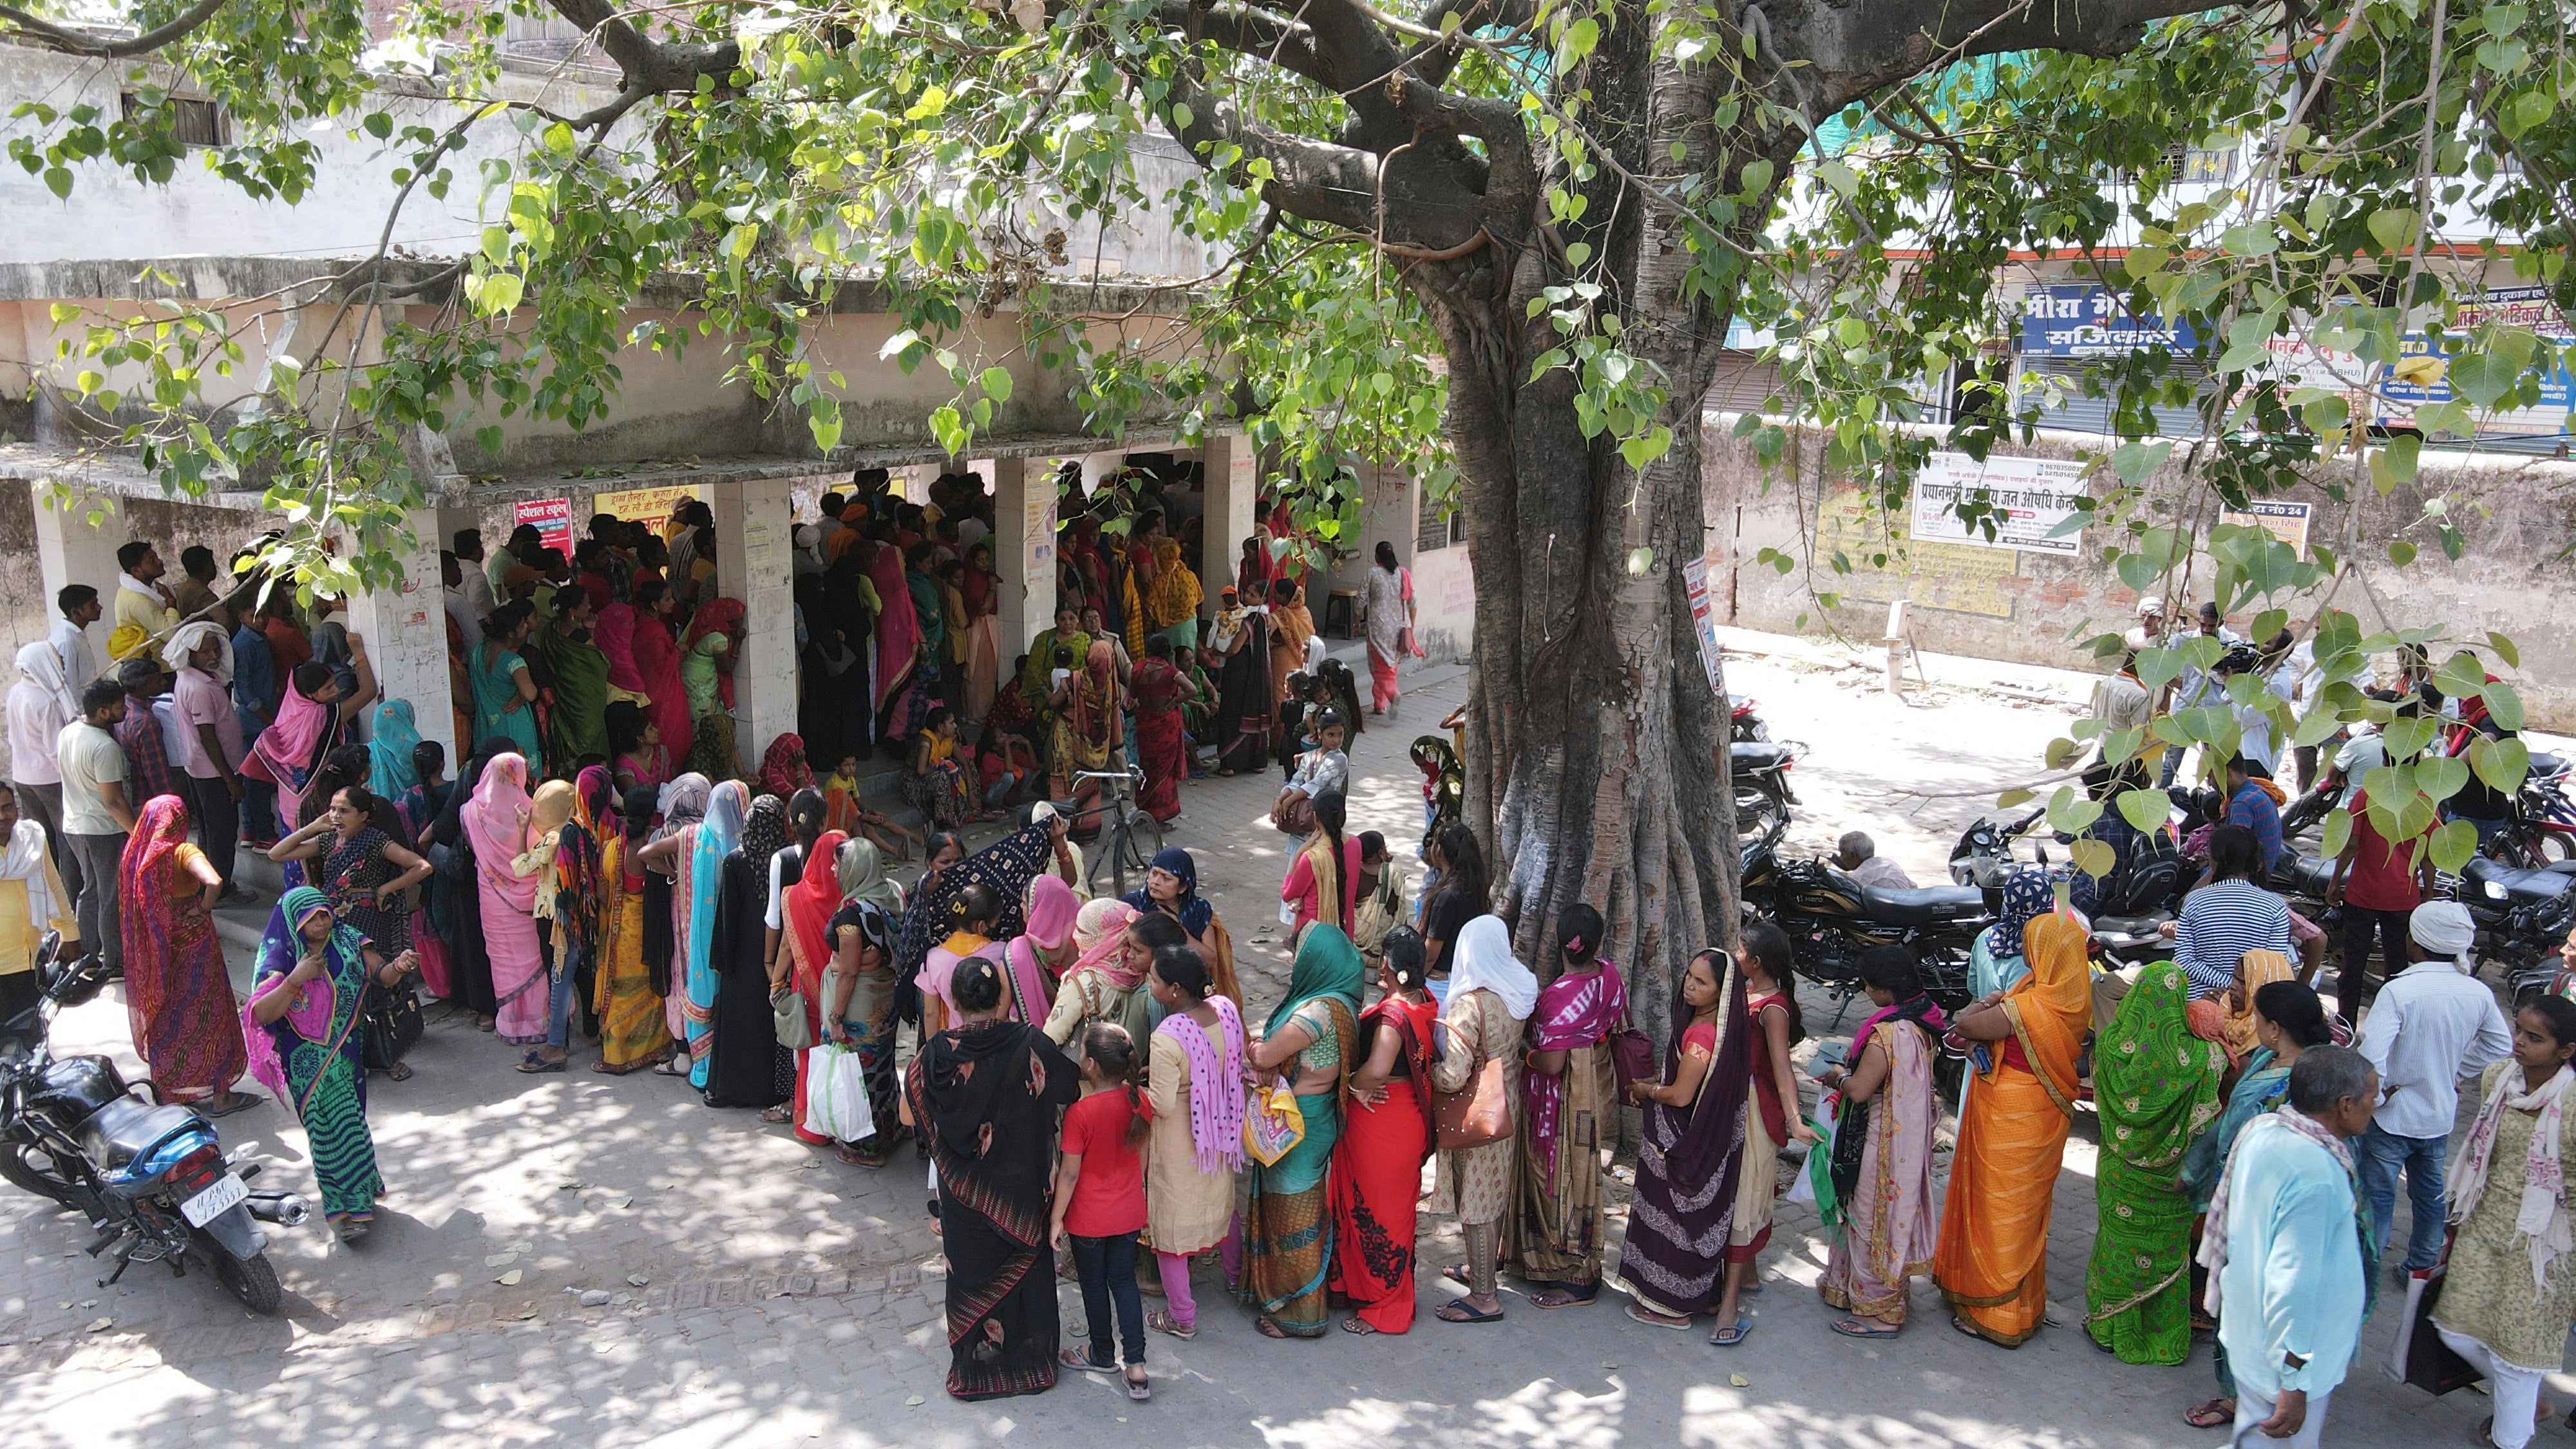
[1739,820,1990,1022]
[1728,740,1800,836]
[1729,694,1768,744]
[0,940,306,1314]
[2457,857,2576,998]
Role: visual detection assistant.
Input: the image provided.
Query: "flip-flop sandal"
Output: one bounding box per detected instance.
[1126,1374,1151,1402]
[1830,1318,1902,1339]
[1528,1287,1596,1309]
[516,1054,567,1074]
[1624,1302,1693,1331]
[1059,1348,1116,1374]
[386,1063,413,1081]
[2183,1400,2235,1430]
[759,1107,790,1123]
[1709,1317,1755,1347]
[202,1092,263,1117]
[1949,1316,2003,1345]
[1435,1300,1504,1325]
[1146,1310,1195,1341]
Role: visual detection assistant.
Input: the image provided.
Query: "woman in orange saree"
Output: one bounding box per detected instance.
[1933,905,2093,1347]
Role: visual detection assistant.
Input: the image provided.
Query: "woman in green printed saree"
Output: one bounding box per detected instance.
[1237,923,1363,1338]
[244,886,419,1247]
[2083,958,2223,1363]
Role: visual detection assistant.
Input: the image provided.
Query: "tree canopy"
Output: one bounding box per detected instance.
[9,0,2572,966]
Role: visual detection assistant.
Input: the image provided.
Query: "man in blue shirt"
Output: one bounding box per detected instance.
[2225,755,2284,873]
[2205,1046,2377,1447]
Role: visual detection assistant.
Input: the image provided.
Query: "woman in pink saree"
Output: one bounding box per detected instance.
[593,594,649,703]
[1817,947,1946,1336]
[464,753,547,1046]
[1508,904,1625,1306]
[627,578,694,768]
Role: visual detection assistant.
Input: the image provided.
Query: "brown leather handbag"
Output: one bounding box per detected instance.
[1435,1042,1513,1150]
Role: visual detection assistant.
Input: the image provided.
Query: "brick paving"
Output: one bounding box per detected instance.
[0,646,2555,1446]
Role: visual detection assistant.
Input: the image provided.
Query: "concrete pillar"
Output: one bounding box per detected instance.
[989,456,1061,664]
[1202,430,1259,598]
[337,507,456,764]
[710,475,797,774]
[32,488,131,690]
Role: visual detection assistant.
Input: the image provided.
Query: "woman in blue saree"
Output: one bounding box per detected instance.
[1236,923,1363,1338]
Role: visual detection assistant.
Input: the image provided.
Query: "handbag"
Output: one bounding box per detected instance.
[2389,1255,2481,1394]
[1435,1043,1513,1151]
[1607,1007,1658,1092]
[361,979,424,1072]
[771,981,815,1051]
[1271,790,1316,838]
[1243,1083,1305,1166]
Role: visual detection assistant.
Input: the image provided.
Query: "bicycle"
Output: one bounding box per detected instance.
[1071,767,1166,899]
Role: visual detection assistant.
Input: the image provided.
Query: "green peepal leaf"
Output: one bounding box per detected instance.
[2429,819,2479,876]
[2133,648,2186,694]
[2416,755,2470,803]
[2069,837,2116,880]
[2472,736,2530,795]
[2318,808,2353,864]
[2484,680,2524,732]
[2116,787,2171,834]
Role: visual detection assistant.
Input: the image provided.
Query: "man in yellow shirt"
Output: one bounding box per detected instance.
[108,540,178,661]
[0,780,77,1021]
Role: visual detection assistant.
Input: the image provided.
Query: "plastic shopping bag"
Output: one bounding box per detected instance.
[1242,1084,1305,1166]
[1785,1110,1839,1228]
[802,1044,848,1140]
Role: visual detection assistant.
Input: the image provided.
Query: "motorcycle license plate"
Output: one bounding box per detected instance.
[180,1171,248,1227]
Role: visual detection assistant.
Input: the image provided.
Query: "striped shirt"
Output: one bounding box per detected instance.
[2227,781,2284,871]
[2174,877,2291,999]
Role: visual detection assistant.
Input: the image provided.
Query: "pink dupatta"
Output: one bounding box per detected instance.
[868,544,921,708]
[464,753,541,912]
[1526,961,1625,1177]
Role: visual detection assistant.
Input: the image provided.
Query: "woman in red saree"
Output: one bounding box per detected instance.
[122,796,253,1110]
[627,578,694,767]
[1130,636,1195,823]
[867,537,923,741]
[1327,927,1439,1333]
[781,828,846,1147]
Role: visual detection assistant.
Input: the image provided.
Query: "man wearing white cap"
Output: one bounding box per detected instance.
[2350,900,2512,1272]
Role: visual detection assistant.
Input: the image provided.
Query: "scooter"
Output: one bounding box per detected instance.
[1729,694,1768,743]
[1728,740,1800,836]
[0,939,306,1314]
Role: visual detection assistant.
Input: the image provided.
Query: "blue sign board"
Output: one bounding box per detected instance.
[2020,284,2200,358]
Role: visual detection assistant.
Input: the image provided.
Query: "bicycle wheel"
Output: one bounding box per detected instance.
[1124,809,1165,884]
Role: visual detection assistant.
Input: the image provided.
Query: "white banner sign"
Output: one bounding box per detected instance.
[1909,452,2089,555]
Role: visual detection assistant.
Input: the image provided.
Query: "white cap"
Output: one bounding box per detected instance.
[2136,596,2166,616]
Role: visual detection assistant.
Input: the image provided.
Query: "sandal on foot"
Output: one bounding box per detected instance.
[516,1053,566,1074]
[1146,1310,1195,1341]
[759,1107,790,1124]
[385,1062,413,1081]
[1528,1286,1597,1310]
[1624,1303,1693,1331]
[202,1091,263,1117]
[1059,1348,1116,1374]
[1709,1317,1755,1347]
[1831,1317,1902,1339]
[2184,1400,2235,1430]
[1126,1372,1151,1402]
[1435,1300,1504,1325]
[1340,1316,1379,1335]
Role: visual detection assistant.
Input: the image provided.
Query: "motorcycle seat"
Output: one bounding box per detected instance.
[77,1097,200,1173]
[2464,855,2576,904]
[2092,914,2171,937]
[1729,742,1791,772]
[2530,751,2567,779]
[1858,882,1988,925]
[2268,855,2336,899]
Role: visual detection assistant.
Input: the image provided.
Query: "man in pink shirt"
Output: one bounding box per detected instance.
[167,621,245,893]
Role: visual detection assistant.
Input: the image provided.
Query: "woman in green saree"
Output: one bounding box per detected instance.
[531,585,611,773]
[2083,958,2224,1363]
[1238,922,1363,1338]
[244,886,419,1246]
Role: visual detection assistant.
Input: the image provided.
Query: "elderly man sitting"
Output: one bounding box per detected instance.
[1833,831,1915,891]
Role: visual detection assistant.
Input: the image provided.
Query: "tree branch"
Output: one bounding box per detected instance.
[0,0,229,57]
[545,0,739,95]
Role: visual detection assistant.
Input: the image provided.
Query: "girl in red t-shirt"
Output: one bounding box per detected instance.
[1049,1023,1153,1399]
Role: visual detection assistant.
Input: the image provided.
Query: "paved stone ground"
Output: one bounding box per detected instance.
[0,633,2561,1447]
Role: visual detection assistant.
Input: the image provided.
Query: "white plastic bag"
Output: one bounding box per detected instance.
[802,1044,849,1140]
[828,1043,875,1139]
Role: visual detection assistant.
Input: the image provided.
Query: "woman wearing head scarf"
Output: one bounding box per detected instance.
[1266,578,1316,710]
[1206,583,1273,777]
[1238,922,1365,1339]
[0,780,74,1025]
[466,757,556,1049]
[894,821,1057,1024]
[639,779,743,1092]
[245,662,350,838]
[529,586,611,772]
[820,842,907,1162]
[1000,873,1079,1027]
[959,540,1002,723]
[701,788,788,1110]
[638,772,710,1070]
[367,699,423,800]
[1935,909,2096,1346]
[1121,846,1242,1010]
[1817,947,1949,1339]
[1620,946,1756,1329]
[761,734,815,799]
[529,767,614,1070]
[470,607,544,775]
[1046,639,1121,804]
[1971,866,2052,999]
[868,539,924,737]
[781,824,850,1146]
[1041,898,1146,1048]
[2083,956,2224,1363]
[592,782,676,1074]
[627,578,694,766]
[1429,914,1536,1324]
[121,795,254,1112]
[244,887,417,1245]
